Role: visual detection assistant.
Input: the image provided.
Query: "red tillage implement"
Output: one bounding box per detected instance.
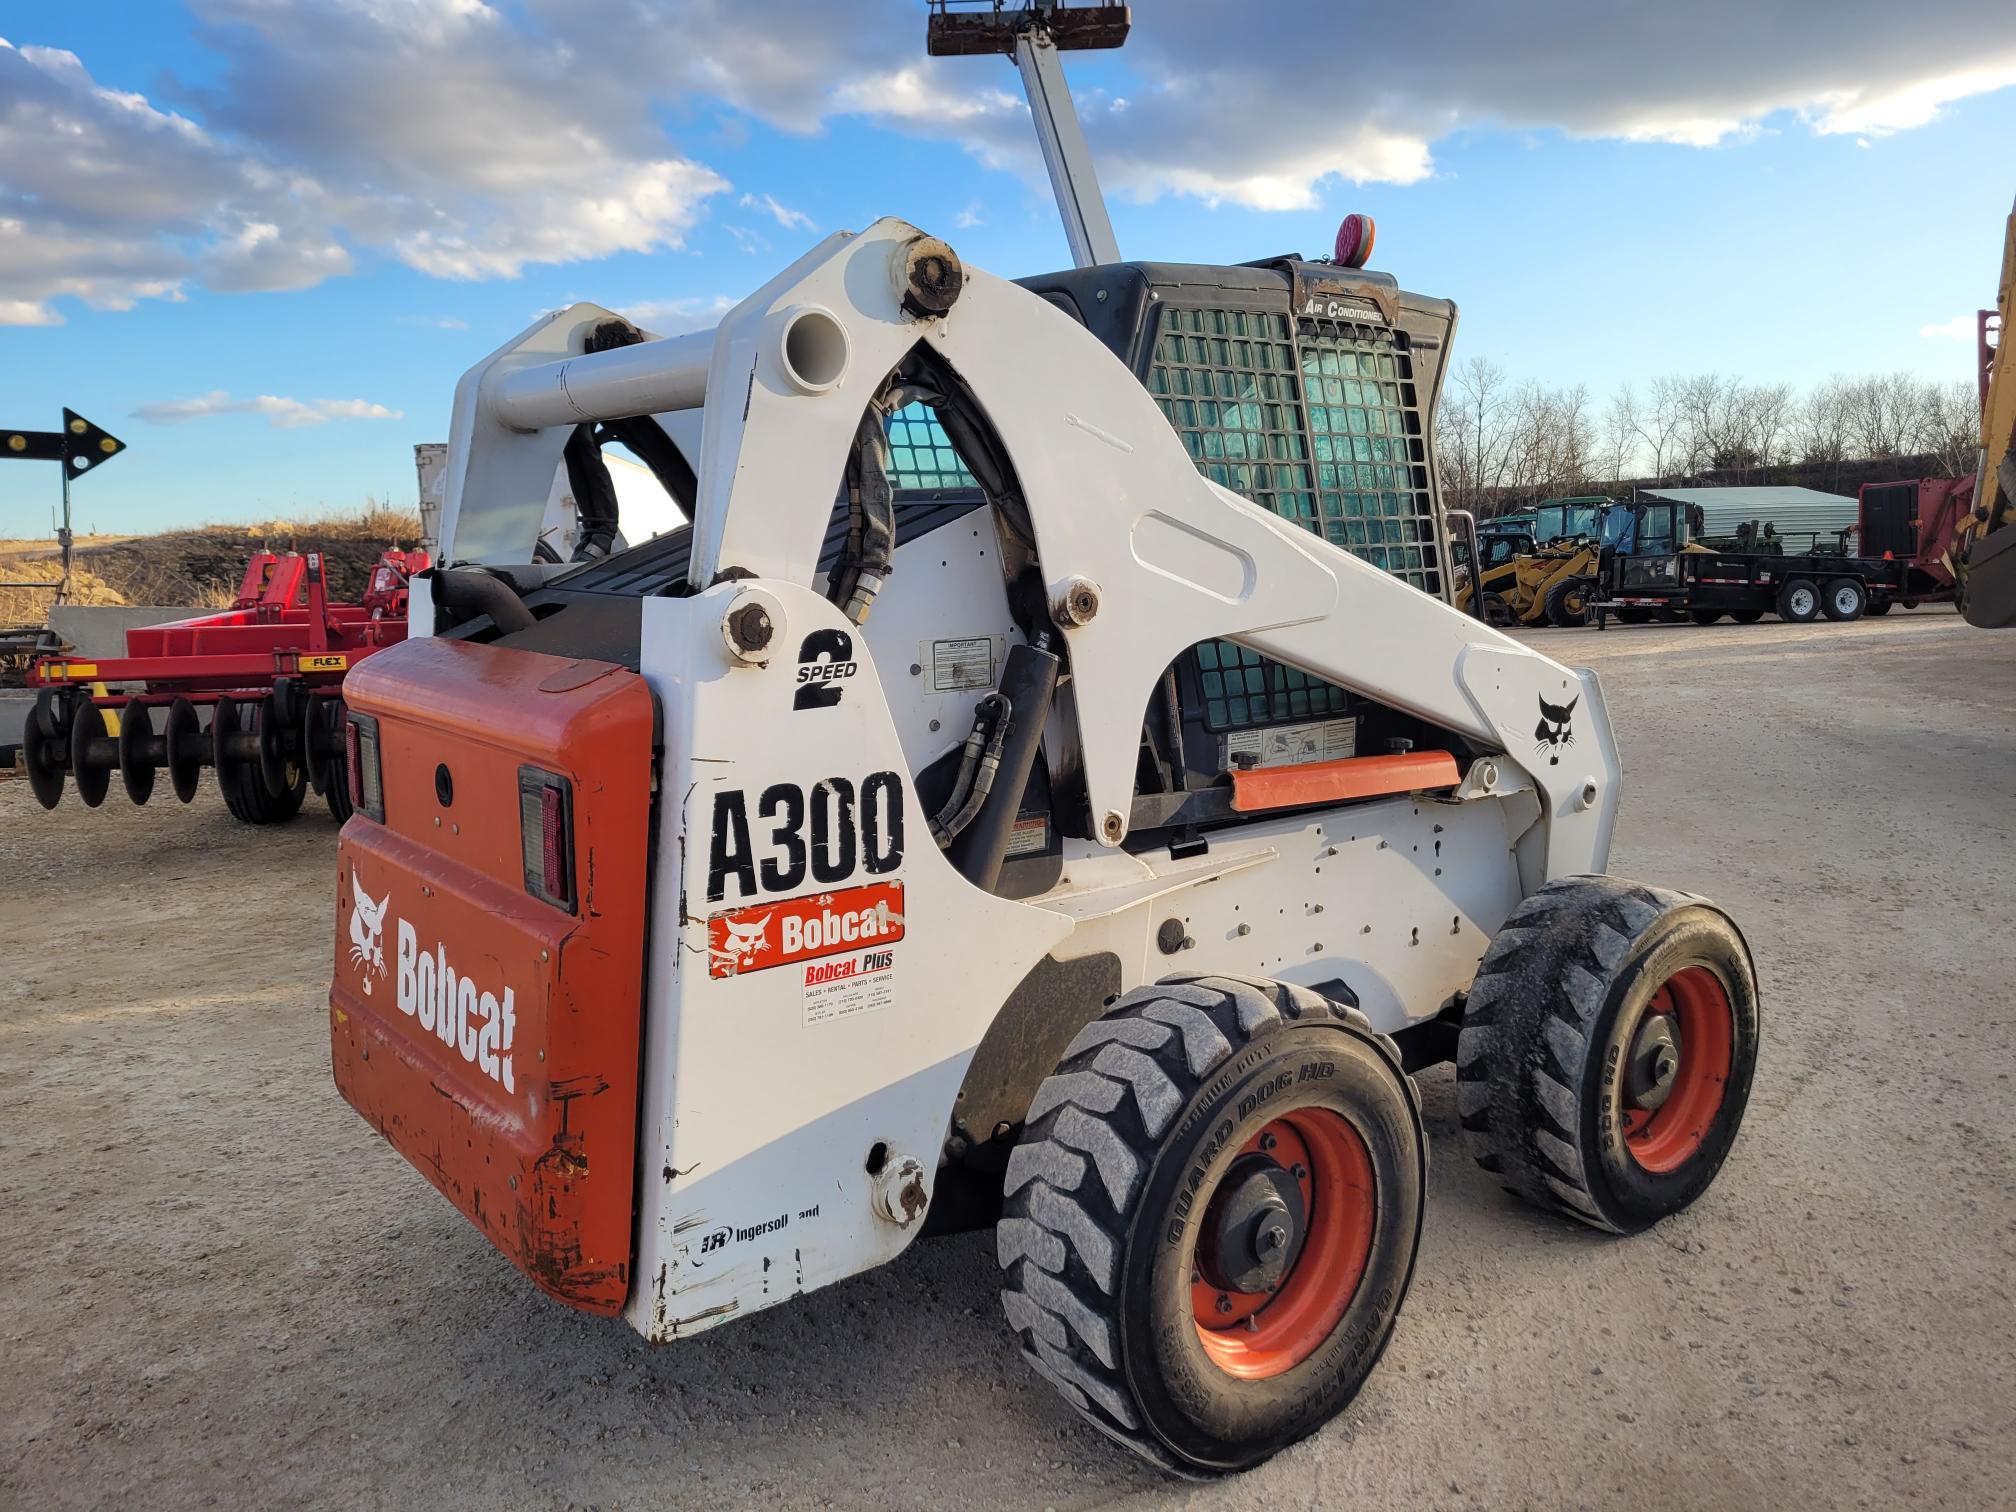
[21,548,426,824]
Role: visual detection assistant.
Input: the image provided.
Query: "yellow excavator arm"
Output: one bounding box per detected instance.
[1960,192,2016,627]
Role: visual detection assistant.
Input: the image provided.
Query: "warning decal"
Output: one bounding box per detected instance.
[708,880,904,979]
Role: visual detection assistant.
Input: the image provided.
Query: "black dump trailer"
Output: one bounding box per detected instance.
[1590,498,1907,628]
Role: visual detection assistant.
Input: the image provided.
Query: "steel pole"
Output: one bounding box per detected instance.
[1014,31,1120,268]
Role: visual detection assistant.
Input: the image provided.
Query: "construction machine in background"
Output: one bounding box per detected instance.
[1959,192,2016,627]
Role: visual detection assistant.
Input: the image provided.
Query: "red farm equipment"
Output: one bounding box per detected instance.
[1856,477,1975,611]
[20,547,426,824]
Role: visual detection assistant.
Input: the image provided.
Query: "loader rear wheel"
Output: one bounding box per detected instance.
[998,975,1425,1476]
[1456,876,1758,1234]
[1544,577,1592,628]
[1478,591,1516,628]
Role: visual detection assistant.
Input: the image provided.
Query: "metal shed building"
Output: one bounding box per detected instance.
[1637,485,1859,543]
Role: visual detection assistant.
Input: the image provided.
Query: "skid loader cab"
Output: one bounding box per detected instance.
[327,221,1761,1476]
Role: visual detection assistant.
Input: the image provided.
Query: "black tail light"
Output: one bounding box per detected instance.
[346,712,384,822]
[518,767,575,913]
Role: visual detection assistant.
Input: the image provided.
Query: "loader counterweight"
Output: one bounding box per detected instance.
[330,636,655,1313]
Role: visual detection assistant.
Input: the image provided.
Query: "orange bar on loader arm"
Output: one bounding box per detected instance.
[329,637,655,1314]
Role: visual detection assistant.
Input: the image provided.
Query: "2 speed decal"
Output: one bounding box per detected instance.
[706,772,903,903]
[793,629,858,711]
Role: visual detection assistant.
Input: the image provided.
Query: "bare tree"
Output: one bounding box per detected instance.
[1633,376,1689,484]
[1913,378,1980,476]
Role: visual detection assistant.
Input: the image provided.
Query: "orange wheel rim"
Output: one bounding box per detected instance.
[1190,1107,1375,1381]
[1620,966,1734,1173]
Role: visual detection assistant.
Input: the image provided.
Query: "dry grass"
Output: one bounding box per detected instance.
[0,506,424,627]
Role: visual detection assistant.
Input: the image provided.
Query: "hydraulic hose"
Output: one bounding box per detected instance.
[429,567,536,635]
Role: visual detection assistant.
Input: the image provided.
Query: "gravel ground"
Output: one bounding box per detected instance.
[2,607,2012,1511]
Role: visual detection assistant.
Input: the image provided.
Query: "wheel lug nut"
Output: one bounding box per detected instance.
[1291,1163,1308,1180]
[1215,1294,1233,1315]
[1260,1132,1278,1152]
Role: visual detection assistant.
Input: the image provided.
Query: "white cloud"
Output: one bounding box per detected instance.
[1920,315,1978,341]
[739,192,814,232]
[0,4,728,322]
[133,391,403,429]
[5,0,2014,325]
[620,294,736,334]
[954,202,986,230]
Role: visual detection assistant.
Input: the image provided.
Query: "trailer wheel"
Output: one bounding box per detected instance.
[998,975,1425,1476]
[1775,579,1820,623]
[1688,609,1724,625]
[1543,577,1592,628]
[1864,598,1893,616]
[1613,607,1652,624]
[1730,610,1765,624]
[1821,577,1866,621]
[1457,876,1758,1234]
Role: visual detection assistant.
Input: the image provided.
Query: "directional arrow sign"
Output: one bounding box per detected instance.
[3,408,127,476]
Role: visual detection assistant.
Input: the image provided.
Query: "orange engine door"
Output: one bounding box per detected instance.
[330,637,655,1314]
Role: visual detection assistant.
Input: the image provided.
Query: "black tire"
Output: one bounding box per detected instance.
[998,975,1426,1476]
[1821,577,1866,622]
[1729,609,1765,624]
[1613,607,1653,625]
[217,703,306,825]
[1688,609,1723,626]
[1479,590,1516,628]
[1543,577,1592,628]
[1775,578,1820,623]
[1456,877,1758,1235]
[1864,598,1893,616]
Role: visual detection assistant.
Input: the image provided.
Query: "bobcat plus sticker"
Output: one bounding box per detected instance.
[708,881,905,979]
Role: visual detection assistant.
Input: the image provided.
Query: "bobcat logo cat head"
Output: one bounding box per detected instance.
[1534,694,1578,766]
[348,868,391,991]
[719,911,773,968]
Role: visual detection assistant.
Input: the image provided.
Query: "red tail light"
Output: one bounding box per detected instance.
[518,767,575,913]
[345,712,384,822]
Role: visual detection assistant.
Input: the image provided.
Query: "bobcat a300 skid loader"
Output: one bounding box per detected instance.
[330,219,1759,1475]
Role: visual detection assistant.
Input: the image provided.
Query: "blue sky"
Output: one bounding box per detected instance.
[2,0,2011,534]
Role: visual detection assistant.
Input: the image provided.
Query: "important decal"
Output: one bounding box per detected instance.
[705,771,904,903]
[708,880,904,979]
[793,629,857,711]
[926,635,999,693]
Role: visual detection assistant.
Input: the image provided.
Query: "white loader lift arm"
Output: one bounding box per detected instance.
[442,218,1616,867]
[423,219,1621,1347]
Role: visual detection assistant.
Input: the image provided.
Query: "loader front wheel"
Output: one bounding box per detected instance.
[1544,577,1592,627]
[998,975,1425,1476]
[1456,877,1758,1234]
